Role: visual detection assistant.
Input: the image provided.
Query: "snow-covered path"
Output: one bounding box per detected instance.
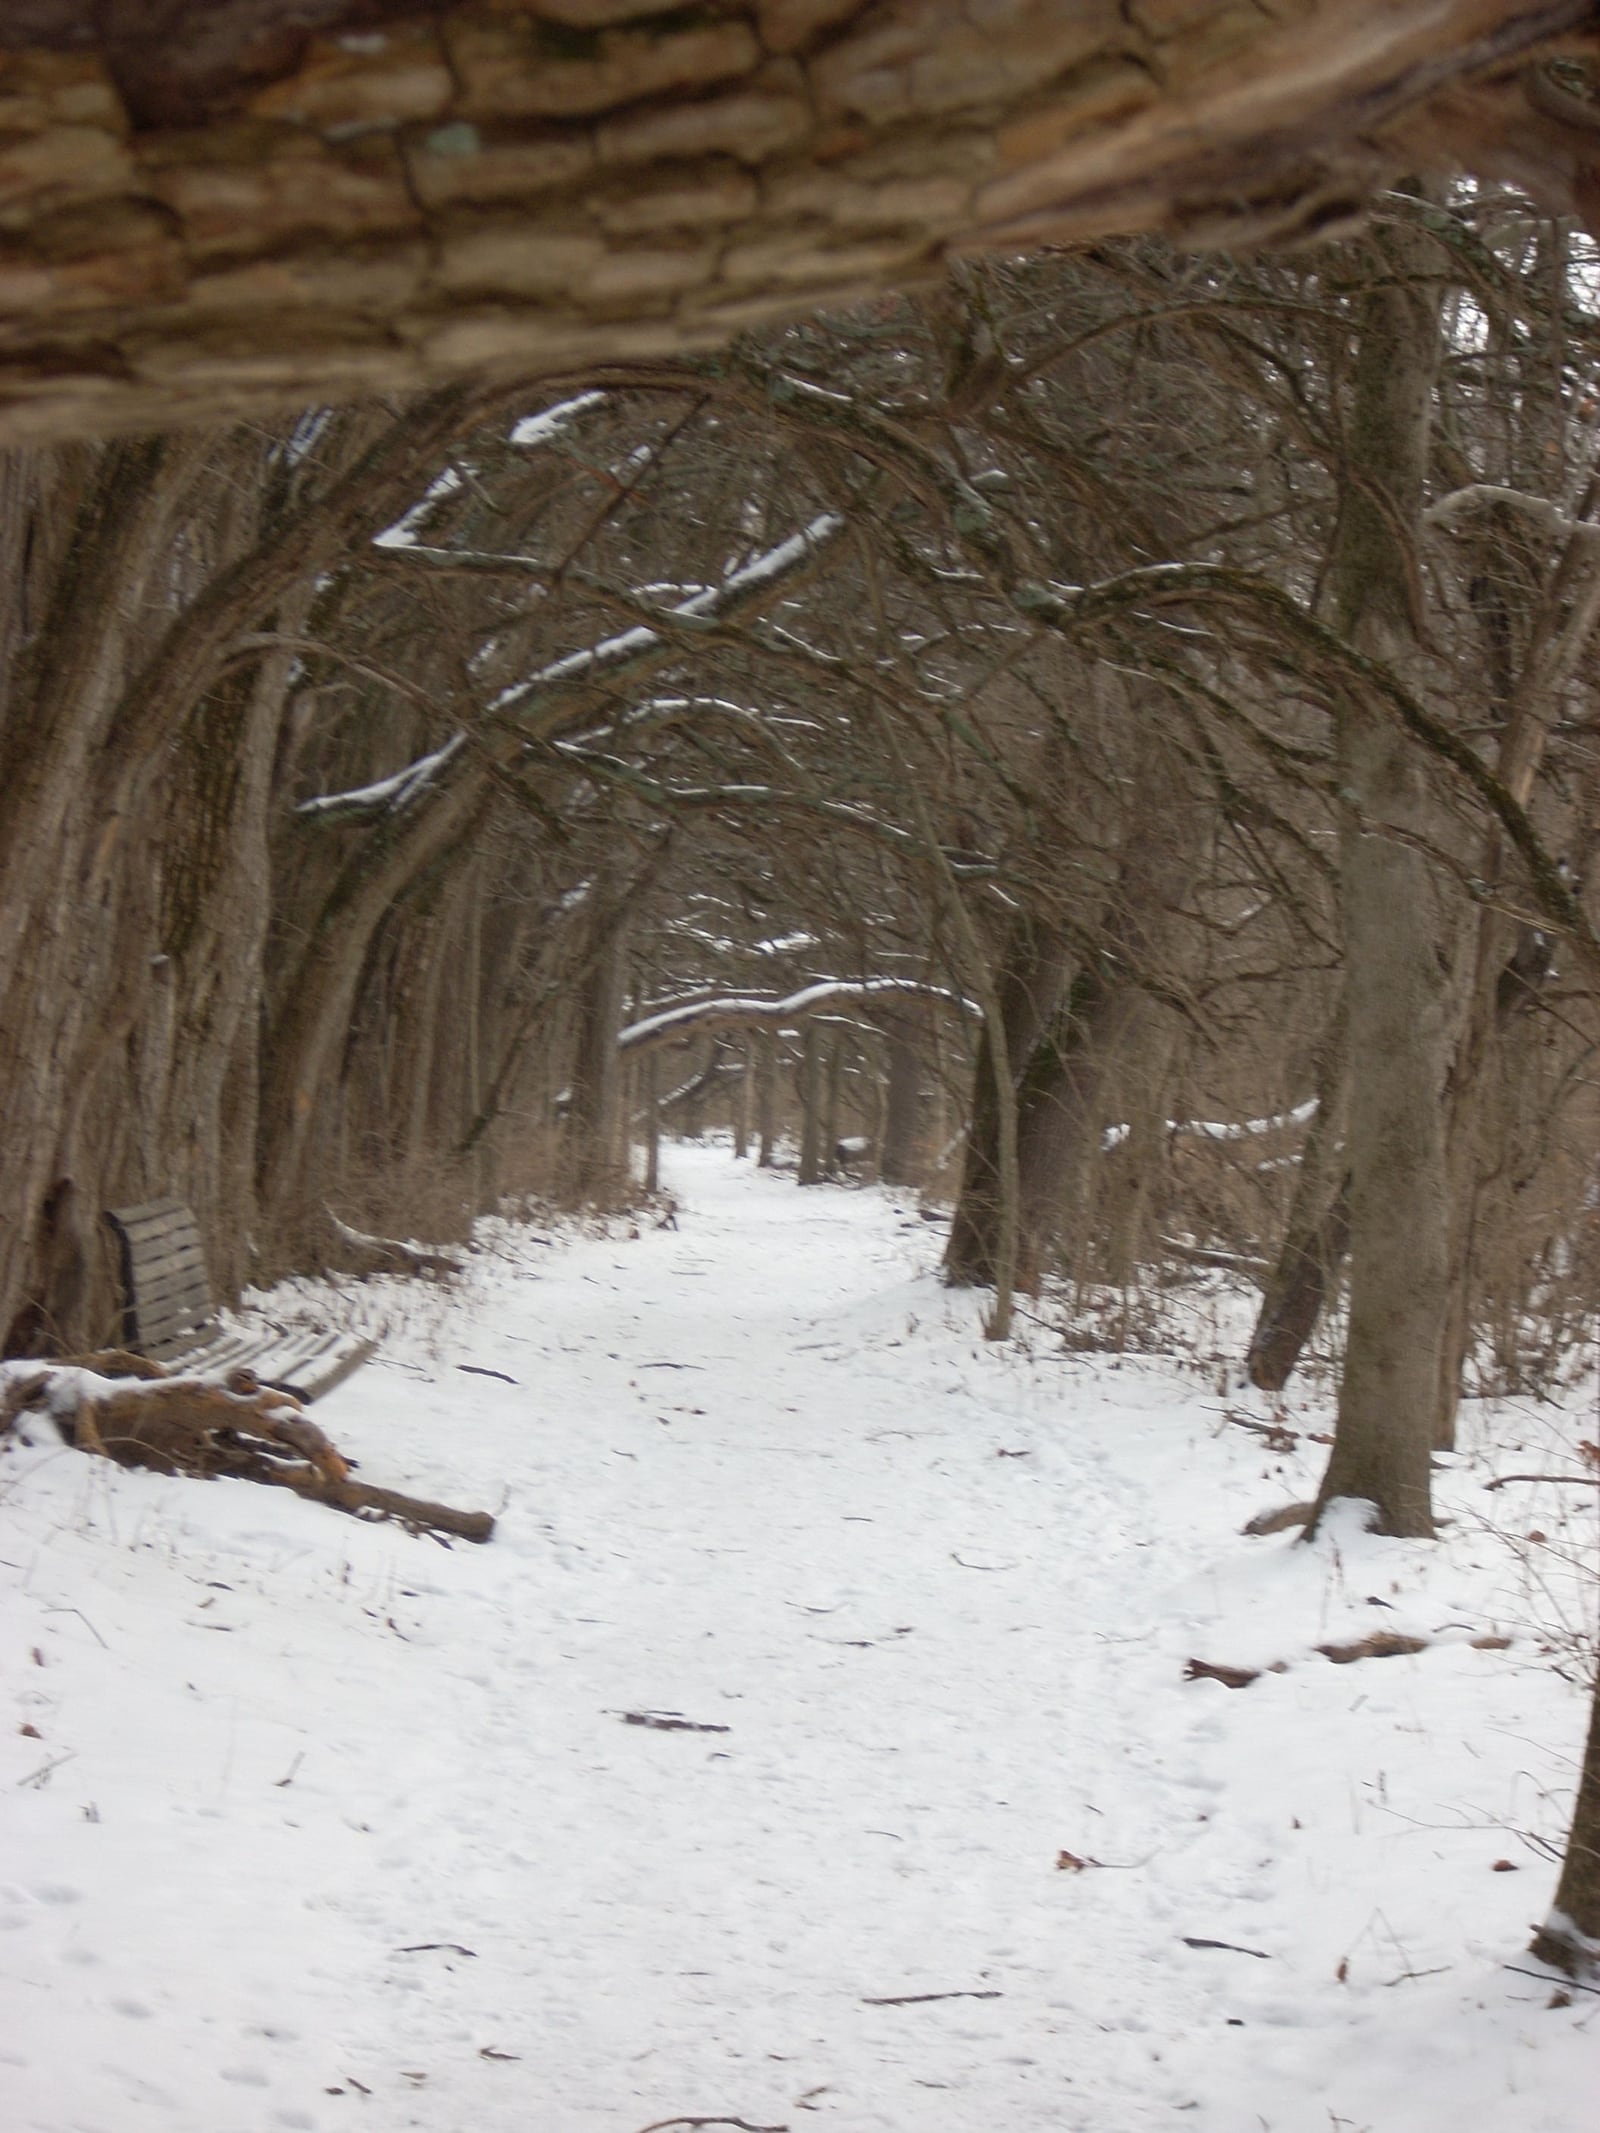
[2,1148,1594,2131]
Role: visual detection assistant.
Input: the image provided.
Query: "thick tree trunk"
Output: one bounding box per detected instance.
[1310,215,1448,1542]
[1247,999,1350,1392]
[0,4,1588,443]
[0,430,304,1353]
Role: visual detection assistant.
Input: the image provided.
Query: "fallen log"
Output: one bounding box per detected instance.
[325,1208,463,1277]
[2,1361,495,1545]
[253,1466,496,1545]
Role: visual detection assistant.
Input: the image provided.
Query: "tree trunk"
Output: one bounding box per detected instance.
[642,1049,661,1195]
[1010,749,1197,1292]
[567,883,632,1202]
[1310,212,1448,1542]
[1530,1675,1600,1980]
[0,429,311,1353]
[1011,961,1119,1292]
[822,1034,847,1175]
[1432,470,1600,1441]
[944,913,1072,1284]
[1099,1029,1178,1289]
[756,1031,777,1167]
[0,5,1587,443]
[732,1042,752,1160]
[1247,998,1351,1392]
[797,1024,825,1187]
[880,1013,926,1187]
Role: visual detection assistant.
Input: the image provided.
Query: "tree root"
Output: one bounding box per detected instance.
[3,1361,494,1544]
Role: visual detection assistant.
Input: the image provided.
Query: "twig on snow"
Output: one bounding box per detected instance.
[619,1711,732,1734]
[16,1750,77,1789]
[1226,1412,1299,1452]
[1484,1473,1600,1491]
[1504,1963,1600,1998]
[861,1989,1004,2006]
[1181,1937,1272,1959]
[43,1604,109,1648]
[633,2118,790,2132]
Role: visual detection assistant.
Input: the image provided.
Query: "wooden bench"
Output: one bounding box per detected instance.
[106,1198,377,1402]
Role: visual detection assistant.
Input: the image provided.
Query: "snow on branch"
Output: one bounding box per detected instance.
[620,977,977,1052]
[373,465,463,551]
[510,391,606,448]
[490,511,845,721]
[1102,1097,1317,1152]
[1424,484,1600,544]
[296,732,467,824]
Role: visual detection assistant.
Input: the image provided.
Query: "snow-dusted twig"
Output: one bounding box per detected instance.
[492,511,844,718]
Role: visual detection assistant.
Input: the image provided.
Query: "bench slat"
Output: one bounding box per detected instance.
[173,1326,375,1399]
[136,1301,212,1341]
[133,1245,213,1296]
[115,1209,203,1250]
[106,1198,376,1403]
[141,1306,213,1343]
[138,1296,213,1330]
[109,1196,192,1231]
[296,1337,379,1401]
[125,1232,208,1269]
[133,1268,212,1317]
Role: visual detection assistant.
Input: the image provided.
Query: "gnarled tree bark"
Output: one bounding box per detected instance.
[0,5,1595,440]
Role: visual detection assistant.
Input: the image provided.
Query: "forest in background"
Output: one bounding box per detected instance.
[2,185,1599,1972]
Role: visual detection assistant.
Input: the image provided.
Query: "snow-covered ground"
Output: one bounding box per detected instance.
[2,1145,1595,2133]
